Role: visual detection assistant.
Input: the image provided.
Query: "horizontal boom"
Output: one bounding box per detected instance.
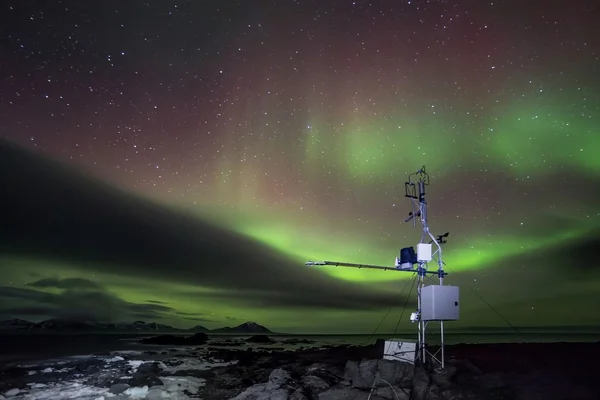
[305,260,441,275]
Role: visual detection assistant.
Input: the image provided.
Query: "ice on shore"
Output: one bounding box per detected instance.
[4,381,110,400]
[1,351,227,400]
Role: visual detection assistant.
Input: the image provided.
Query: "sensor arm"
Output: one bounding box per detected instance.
[306,260,442,275]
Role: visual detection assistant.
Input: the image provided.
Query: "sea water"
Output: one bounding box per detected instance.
[1,331,598,365]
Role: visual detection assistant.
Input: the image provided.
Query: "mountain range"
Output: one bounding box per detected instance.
[0,319,272,334]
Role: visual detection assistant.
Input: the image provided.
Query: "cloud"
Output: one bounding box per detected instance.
[0,279,177,323]
[27,277,102,290]
[178,315,220,323]
[0,140,412,311]
[187,286,412,310]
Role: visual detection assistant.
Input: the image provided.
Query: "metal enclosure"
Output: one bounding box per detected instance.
[416,243,432,262]
[421,285,459,321]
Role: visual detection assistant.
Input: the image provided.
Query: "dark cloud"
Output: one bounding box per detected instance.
[0,286,52,302]
[0,281,177,323]
[171,310,219,323]
[27,277,102,290]
[425,233,600,327]
[179,316,220,323]
[1,306,55,318]
[549,235,600,277]
[0,140,412,311]
[188,286,415,310]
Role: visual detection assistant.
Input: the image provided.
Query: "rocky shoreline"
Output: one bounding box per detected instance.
[194,339,600,400]
[1,335,598,400]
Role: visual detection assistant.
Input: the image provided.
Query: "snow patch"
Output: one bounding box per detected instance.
[104,356,125,363]
[4,381,109,400]
[126,359,145,372]
[160,376,205,394]
[123,385,149,398]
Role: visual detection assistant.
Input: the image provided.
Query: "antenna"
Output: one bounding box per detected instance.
[305,166,459,370]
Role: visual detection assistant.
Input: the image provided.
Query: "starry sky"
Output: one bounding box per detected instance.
[1,0,599,334]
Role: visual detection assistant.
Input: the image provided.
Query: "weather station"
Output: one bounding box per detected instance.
[306,167,460,369]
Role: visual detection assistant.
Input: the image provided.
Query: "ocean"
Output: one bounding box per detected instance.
[1,331,598,365]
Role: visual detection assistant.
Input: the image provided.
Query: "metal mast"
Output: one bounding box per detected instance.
[305,166,456,369]
[405,167,448,368]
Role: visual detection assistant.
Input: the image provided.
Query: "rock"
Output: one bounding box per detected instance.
[412,367,430,400]
[318,387,382,400]
[300,375,331,394]
[135,362,162,376]
[305,363,344,386]
[109,383,131,394]
[372,385,411,400]
[129,375,163,388]
[246,335,274,344]
[344,359,414,390]
[267,369,292,388]
[230,369,294,400]
[86,369,124,387]
[187,332,210,345]
[290,388,310,400]
[425,385,442,400]
[430,366,457,390]
[4,389,20,398]
[236,386,290,400]
[129,362,164,388]
[238,348,256,366]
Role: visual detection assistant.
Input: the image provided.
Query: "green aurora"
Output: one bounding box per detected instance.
[1,1,599,334]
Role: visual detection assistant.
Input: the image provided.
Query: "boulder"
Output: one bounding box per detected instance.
[109,383,131,394]
[412,366,430,400]
[129,362,163,388]
[230,369,295,400]
[187,332,210,345]
[344,359,414,390]
[300,375,331,393]
[317,387,385,400]
[246,335,274,344]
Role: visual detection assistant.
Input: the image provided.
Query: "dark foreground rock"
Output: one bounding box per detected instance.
[246,335,274,343]
[197,341,600,400]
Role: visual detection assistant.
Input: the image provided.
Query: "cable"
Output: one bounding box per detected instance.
[367,377,409,400]
[365,307,394,345]
[433,233,524,340]
[393,273,417,335]
[444,266,526,340]
[365,274,416,345]
[463,280,524,336]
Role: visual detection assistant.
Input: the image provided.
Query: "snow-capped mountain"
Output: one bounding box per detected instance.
[188,324,210,333]
[0,319,268,333]
[0,319,37,331]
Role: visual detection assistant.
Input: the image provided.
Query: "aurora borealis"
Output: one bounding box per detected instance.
[0,0,599,334]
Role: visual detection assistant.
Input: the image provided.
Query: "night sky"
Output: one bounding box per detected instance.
[1,0,599,334]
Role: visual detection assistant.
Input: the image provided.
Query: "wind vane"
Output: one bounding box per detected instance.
[306,166,460,369]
